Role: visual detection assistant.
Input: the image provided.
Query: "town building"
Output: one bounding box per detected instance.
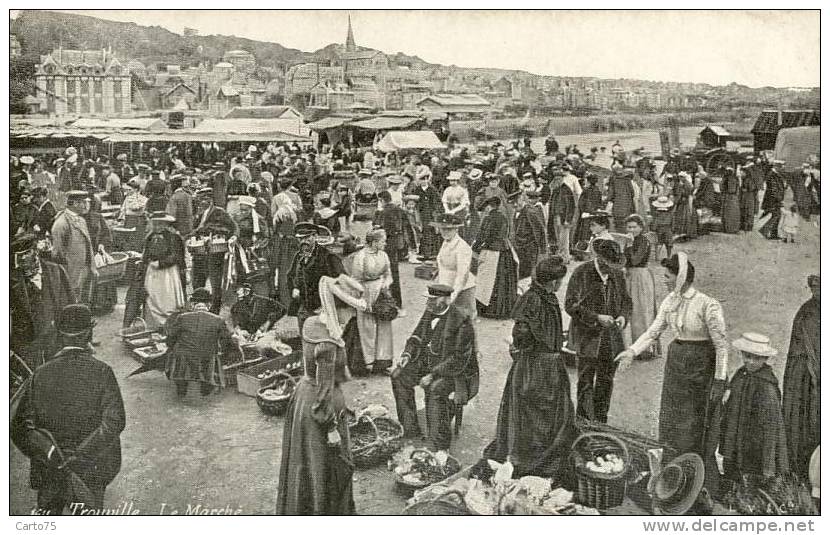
[11,35,22,57]
[223,50,256,74]
[34,47,132,116]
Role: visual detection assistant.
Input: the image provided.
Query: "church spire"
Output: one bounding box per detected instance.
[345,14,356,52]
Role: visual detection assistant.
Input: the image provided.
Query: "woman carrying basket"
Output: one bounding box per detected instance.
[276,275,368,515]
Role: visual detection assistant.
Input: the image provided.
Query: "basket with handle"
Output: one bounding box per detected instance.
[403,489,469,515]
[255,371,297,416]
[570,432,630,509]
[119,318,151,342]
[350,413,404,468]
[96,251,129,284]
[394,448,462,496]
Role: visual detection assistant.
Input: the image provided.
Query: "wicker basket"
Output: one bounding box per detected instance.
[403,489,469,515]
[120,318,152,342]
[255,371,296,416]
[97,252,129,284]
[394,449,462,497]
[350,414,404,468]
[571,432,630,510]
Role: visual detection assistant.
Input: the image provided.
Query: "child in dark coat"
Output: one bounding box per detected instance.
[720,333,790,481]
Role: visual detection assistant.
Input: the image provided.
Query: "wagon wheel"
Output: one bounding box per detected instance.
[706,152,736,174]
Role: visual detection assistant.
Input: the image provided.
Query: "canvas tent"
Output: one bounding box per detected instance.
[374,130,445,152]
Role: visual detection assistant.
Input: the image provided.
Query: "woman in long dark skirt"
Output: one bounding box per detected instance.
[616,253,729,492]
[473,197,517,319]
[720,168,741,234]
[482,257,575,479]
[670,174,697,240]
[414,176,442,260]
[276,275,367,515]
[573,173,603,247]
[783,275,821,480]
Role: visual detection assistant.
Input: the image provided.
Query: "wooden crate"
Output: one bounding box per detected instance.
[236,351,303,397]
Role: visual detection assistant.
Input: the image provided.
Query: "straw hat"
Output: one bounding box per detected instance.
[731,332,777,358]
[468,168,483,180]
[649,453,705,516]
[20,156,35,165]
[430,213,465,229]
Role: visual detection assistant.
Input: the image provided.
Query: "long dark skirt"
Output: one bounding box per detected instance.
[659,339,715,454]
[478,250,518,319]
[721,193,741,234]
[90,281,118,315]
[483,351,576,479]
[782,356,820,479]
[672,203,697,239]
[739,191,758,231]
[276,378,355,515]
[418,225,441,259]
[271,235,299,308]
[573,217,593,249]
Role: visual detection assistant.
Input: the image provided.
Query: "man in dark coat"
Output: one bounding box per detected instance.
[565,239,631,423]
[144,170,169,213]
[12,187,38,237]
[512,191,547,280]
[759,161,787,240]
[374,190,406,309]
[191,188,239,314]
[547,170,576,262]
[286,222,345,333]
[165,288,237,397]
[607,168,636,232]
[391,284,479,451]
[739,162,760,231]
[12,304,125,514]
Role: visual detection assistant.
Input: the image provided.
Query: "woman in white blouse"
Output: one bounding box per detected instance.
[616,252,729,456]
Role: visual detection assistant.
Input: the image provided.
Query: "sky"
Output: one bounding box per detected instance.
[21,9,820,88]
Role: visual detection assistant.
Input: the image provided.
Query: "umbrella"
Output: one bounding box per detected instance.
[127,352,169,378]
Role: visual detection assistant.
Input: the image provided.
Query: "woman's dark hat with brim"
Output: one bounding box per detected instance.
[66,190,90,202]
[649,453,705,516]
[593,239,626,270]
[430,213,465,229]
[56,304,96,335]
[535,256,568,283]
[587,210,611,226]
[295,222,334,244]
[660,254,694,276]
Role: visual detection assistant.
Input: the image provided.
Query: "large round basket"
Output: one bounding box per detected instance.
[571,432,630,510]
[403,489,469,515]
[97,252,129,284]
[349,414,404,468]
[394,449,462,497]
[255,371,296,416]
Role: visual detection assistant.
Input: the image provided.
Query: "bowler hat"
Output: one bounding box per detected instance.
[56,304,95,335]
[66,190,90,202]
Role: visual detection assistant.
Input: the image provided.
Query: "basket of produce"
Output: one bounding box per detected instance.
[350,413,404,468]
[403,489,469,515]
[96,251,129,284]
[186,237,208,255]
[126,332,166,349]
[209,236,229,254]
[570,432,630,509]
[391,447,461,497]
[255,371,297,416]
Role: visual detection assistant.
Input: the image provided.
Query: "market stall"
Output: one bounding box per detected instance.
[374,130,446,153]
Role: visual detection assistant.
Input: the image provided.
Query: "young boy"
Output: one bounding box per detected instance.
[780,203,800,243]
[720,333,790,481]
[651,195,674,261]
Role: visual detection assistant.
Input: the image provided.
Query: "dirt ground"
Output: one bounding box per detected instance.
[10,130,819,516]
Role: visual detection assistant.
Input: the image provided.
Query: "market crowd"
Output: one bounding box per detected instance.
[10,133,820,515]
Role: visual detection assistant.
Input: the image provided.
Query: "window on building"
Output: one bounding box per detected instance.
[81,96,90,113]
[81,80,89,94]
[67,97,76,112]
[114,96,122,113]
[67,79,76,95]
[94,96,103,113]
[47,96,56,113]
[113,81,121,95]
[94,80,103,95]
[46,78,55,96]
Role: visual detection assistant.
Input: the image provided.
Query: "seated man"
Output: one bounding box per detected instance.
[390,283,479,452]
[230,283,287,358]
